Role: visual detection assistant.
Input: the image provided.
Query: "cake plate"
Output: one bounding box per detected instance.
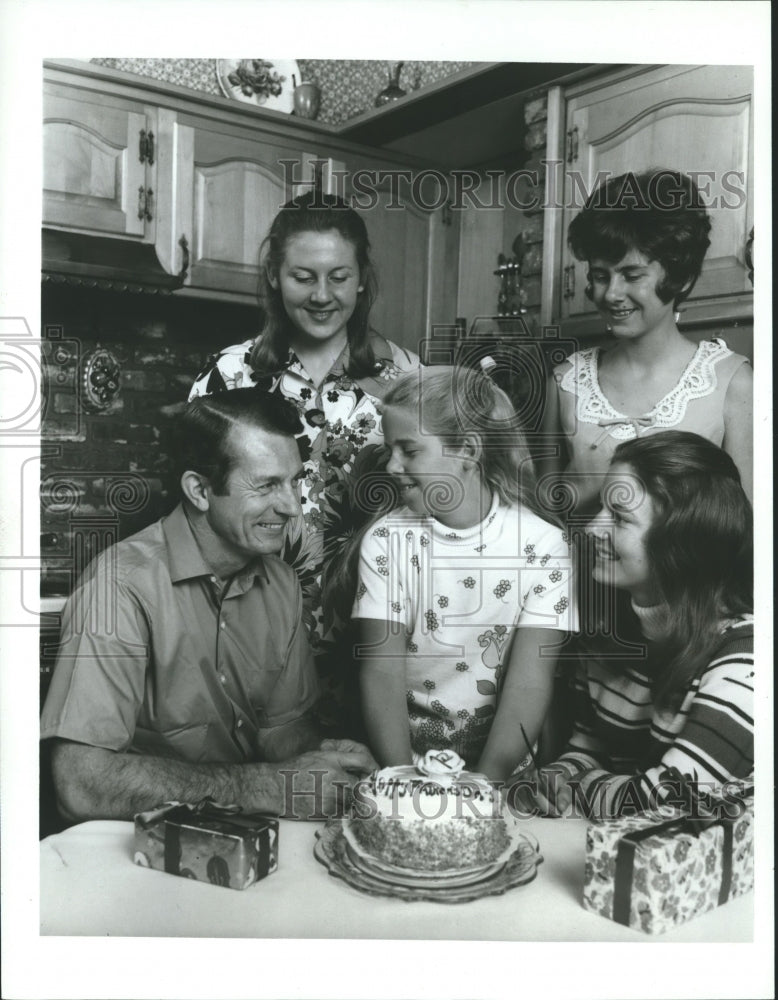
[314,821,543,903]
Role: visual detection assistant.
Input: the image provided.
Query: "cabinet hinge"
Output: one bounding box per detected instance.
[139,129,155,165]
[566,126,579,164]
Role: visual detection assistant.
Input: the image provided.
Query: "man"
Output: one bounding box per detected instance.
[41,389,376,822]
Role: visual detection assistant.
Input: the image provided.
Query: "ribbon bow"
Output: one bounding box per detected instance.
[611,769,753,927]
[137,797,275,834]
[589,414,656,450]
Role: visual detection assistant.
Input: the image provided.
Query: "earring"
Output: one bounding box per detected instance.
[358,286,364,293]
[674,311,680,323]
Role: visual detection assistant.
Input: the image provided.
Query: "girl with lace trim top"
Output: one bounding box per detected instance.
[540,169,752,516]
[351,366,577,782]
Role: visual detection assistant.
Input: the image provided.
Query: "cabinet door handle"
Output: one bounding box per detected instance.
[138,186,153,222]
[178,234,190,282]
[145,130,155,165]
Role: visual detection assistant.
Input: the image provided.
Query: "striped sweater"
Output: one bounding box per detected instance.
[549,617,754,819]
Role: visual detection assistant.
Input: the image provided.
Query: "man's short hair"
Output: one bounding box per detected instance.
[175,389,303,495]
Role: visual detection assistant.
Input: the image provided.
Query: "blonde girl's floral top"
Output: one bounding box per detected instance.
[352,495,577,766]
[189,333,420,660]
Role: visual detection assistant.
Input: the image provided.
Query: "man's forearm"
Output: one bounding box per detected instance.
[51,741,285,822]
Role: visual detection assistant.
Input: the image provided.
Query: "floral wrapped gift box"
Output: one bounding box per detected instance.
[134,799,278,891]
[583,798,753,934]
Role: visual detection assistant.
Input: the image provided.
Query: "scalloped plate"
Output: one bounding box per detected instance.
[315,821,543,904]
[216,59,300,113]
[345,842,505,889]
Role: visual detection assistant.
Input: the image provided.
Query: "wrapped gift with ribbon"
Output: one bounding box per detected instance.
[582,773,753,934]
[133,798,278,891]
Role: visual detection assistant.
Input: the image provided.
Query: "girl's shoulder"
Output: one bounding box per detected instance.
[508,502,572,550]
[353,335,420,396]
[362,507,428,540]
[701,616,754,669]
[718,614,754,641]
[703,338,752,386]
[553,347,598,385]
[371,334,421,375]
[205,338,257,365]
[190,338,257,397]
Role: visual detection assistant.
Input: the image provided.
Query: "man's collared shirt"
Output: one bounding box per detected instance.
[41,504,319,763]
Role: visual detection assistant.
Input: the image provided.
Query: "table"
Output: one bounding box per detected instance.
[40,817,753,941]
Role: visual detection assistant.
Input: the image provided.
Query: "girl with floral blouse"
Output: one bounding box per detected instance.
[190,191,419,732]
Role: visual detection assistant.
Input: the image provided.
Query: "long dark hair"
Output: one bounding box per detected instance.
[591,431,752,709]
[567,169,712,308]
[249,190,381,378]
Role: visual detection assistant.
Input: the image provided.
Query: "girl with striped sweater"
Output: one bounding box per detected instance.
[523,430,753,819]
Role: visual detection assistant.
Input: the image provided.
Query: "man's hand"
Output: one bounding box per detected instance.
[318,737,376,758]
[276,742,378,821]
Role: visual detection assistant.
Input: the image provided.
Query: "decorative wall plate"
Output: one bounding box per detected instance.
[216,59,300,113]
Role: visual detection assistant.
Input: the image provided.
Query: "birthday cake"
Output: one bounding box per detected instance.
[348,750,511,872]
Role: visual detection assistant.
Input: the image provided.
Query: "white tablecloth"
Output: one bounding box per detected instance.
[39,817,753,941]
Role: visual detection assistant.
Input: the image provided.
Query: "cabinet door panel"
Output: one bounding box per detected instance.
[559,65,753,323]
[368,192,432,356]
[194,161,284,276]
[186,125,315,296]
[43,92,151,239]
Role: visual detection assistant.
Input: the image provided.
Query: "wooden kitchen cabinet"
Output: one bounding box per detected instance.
[170,114,319,298]
[43,83,158,242]
[545,64,754,334]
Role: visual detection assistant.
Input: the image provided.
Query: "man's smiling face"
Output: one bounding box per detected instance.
[203,424,304,562]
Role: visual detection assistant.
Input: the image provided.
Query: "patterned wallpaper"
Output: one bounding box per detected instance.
[90,58,477,125]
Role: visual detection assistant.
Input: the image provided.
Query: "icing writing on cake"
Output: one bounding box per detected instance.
[352,751,501,822]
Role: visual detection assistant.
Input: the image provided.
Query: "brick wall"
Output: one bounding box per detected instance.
[40,282,258,596]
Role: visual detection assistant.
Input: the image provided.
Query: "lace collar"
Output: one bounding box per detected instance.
[561,338,732,440]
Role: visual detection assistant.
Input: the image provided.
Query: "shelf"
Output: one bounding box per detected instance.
[340,62,605,147]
